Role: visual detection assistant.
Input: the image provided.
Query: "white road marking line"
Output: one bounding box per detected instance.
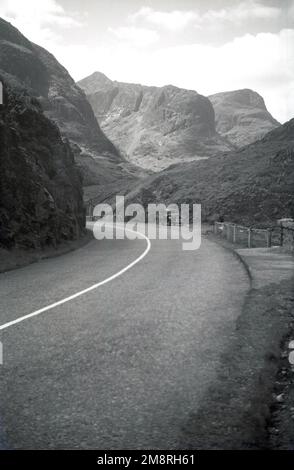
[0,225,151,332]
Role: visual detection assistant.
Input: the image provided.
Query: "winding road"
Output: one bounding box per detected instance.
[0,227,249,449]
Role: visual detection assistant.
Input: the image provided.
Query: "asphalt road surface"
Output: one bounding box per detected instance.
[0,228,249,449]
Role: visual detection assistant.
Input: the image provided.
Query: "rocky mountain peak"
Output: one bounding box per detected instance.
[211,89,266,109]
[209,88,280,147]
[78,73,233,171]
[0,19,120,160]
[80,71,114,94]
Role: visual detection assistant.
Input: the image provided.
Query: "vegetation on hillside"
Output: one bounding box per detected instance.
[127,119,294,227]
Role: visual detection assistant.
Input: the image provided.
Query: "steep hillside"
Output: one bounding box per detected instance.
[78,72,234,171]
[0,18,142,196]
[0,18,117,158]
[209,89,280,147]
[127,119,294,226]
[0,83,85,250]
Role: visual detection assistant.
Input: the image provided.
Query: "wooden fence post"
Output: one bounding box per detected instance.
[266,229,272,248]
[280,226,284,247]
[226,224,230,241]
[248,228,252,248]
[233,224,236,243]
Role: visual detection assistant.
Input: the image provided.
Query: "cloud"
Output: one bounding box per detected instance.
[289,0,294,18]
[0,0,82,46]
[129,7,199,31]
[108,26,159,47]
[69,29,293,124]
[129,2,281,32]
[1,0,292,124]
[148,29,293,123]
[202,1,281,23]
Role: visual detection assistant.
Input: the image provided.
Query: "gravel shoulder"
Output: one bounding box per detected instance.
[187,232,294,449]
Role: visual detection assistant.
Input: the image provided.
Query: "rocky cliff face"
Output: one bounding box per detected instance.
[0,83,85,250]
[0,18,118,160]
[209,89,280,147]
[78,72,234,171]
[0,18,143,205]
[127,118,294,226]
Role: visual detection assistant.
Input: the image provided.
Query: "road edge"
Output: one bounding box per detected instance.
[183,232,294,449]
[0,230,93,275]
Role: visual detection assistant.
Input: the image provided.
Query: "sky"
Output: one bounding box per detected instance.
[0,0,293,123]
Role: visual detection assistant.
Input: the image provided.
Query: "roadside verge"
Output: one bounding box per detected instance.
[180,232,294,449]
[0,230,93,274]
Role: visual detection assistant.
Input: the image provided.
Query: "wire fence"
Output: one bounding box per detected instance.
[214,222,294,251]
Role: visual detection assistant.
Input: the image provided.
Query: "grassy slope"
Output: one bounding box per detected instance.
[127,118,294,227]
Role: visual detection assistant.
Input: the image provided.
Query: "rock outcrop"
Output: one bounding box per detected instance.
[209,89,280,147]
[78,72,234,171]
[0,17,143,207]
[0,83,85,249]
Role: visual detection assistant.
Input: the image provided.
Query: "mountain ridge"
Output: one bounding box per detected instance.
[209,88,280,147]
[0,19,118,159]
[0,18,144,203]
[125,117,294,226]
[79,71,280,172]
[78,71,235,171]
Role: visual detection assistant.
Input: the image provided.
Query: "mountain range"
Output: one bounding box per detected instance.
[0,17,145,250]
[0,14,292,253]
[0,19,144,197]
[126,118,294,226]
[79,71,279,171]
